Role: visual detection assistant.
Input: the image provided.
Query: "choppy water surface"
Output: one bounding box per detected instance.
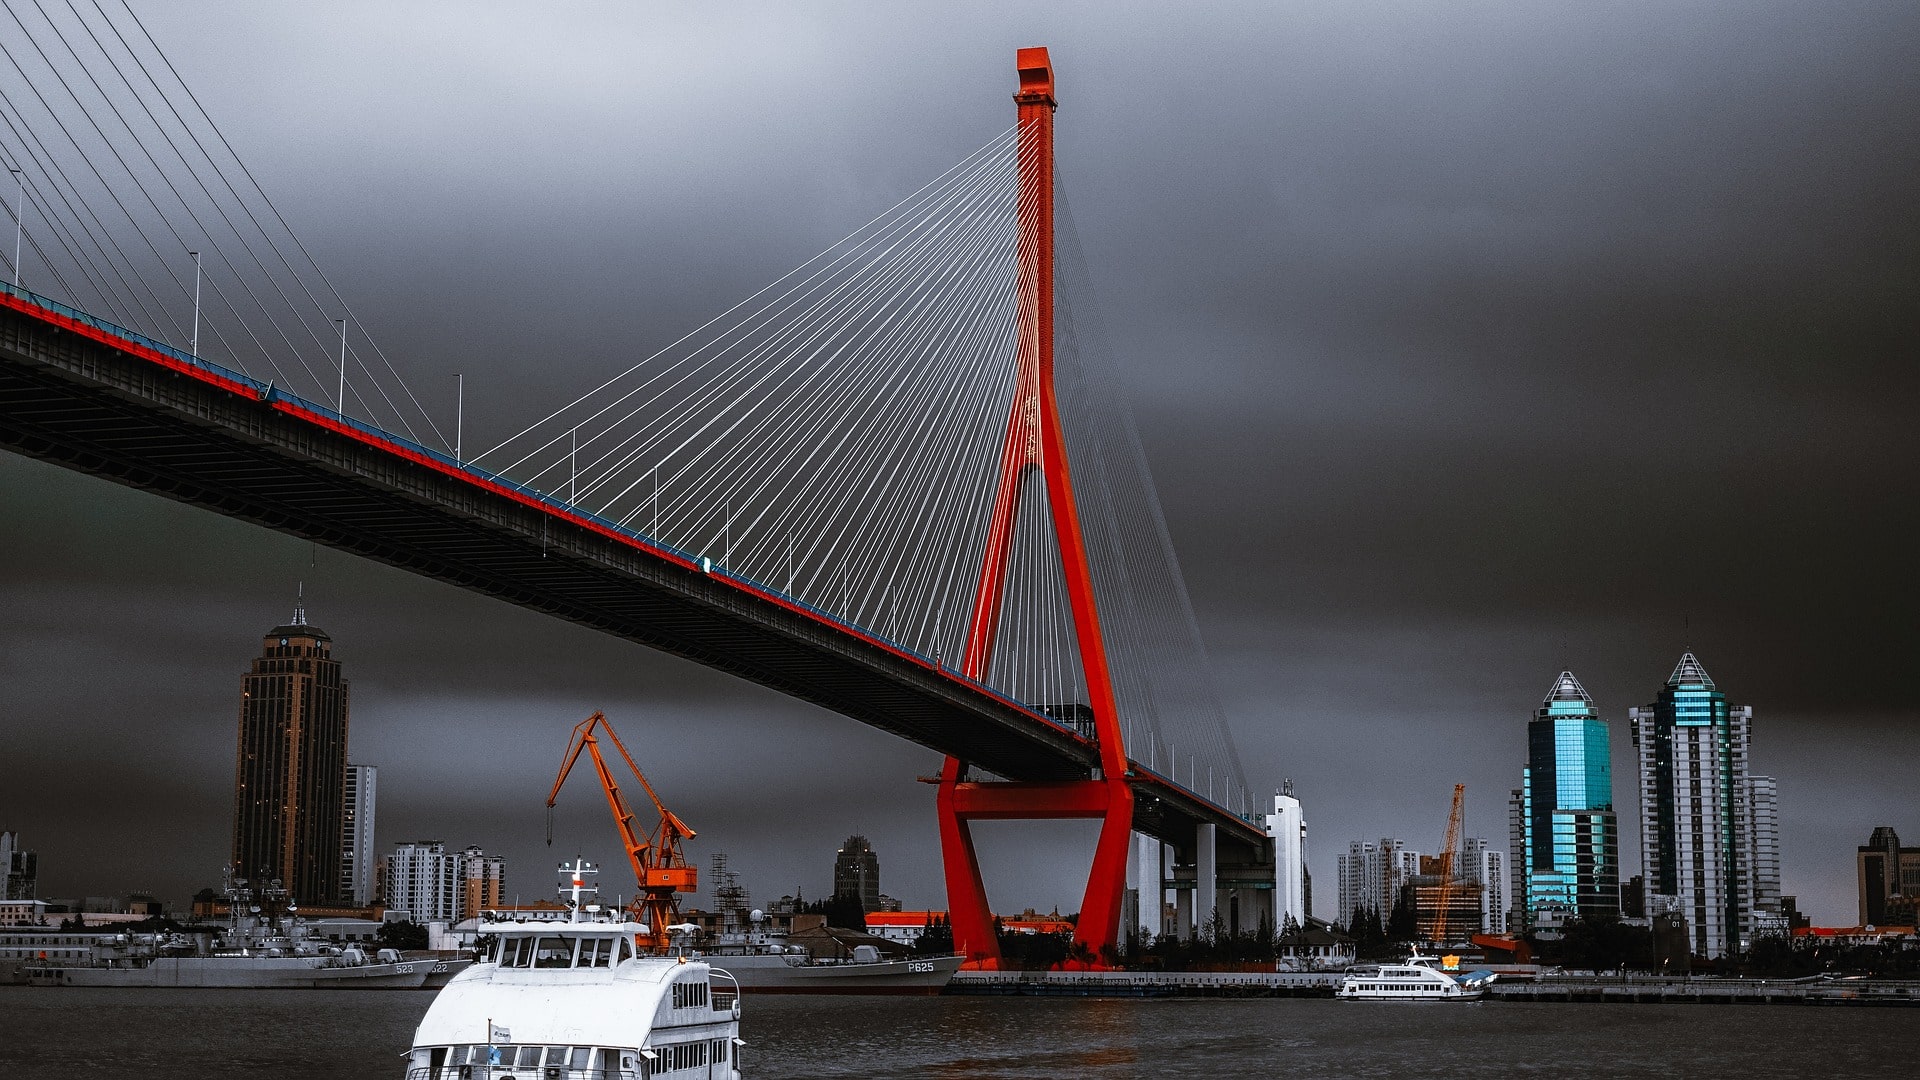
[0,986,1908,1078]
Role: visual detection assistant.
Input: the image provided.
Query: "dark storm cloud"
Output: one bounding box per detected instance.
[2,1,1914,923]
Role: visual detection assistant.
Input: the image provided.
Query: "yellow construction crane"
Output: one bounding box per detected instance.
[547,711,697,951]
[1432,783,1466,946]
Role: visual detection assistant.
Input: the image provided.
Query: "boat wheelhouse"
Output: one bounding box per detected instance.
[406,860,742,1079]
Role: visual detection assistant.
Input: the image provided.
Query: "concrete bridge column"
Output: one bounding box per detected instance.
[1196,822,1217,937]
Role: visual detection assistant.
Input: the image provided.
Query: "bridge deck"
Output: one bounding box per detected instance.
[0,286,1267,853]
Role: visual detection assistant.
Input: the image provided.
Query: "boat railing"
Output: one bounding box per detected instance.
[710,968,741,1016]
[405,1060,645,1068]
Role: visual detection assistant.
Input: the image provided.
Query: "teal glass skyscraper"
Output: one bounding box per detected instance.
[1509,672,1620,928]
[1629,653,1781,958]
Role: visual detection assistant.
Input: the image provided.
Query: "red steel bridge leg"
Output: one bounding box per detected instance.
[938,46,1135,971]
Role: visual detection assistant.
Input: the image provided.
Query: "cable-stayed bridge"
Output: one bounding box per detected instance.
[0,5,1271,967]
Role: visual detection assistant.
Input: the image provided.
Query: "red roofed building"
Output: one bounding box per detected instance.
[863,909,1075,945]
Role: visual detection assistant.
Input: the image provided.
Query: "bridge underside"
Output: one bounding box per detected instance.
[0,297,1266,856]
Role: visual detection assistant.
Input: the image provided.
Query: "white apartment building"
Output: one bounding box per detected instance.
[384,840,461,923]
[1463,837,1508,935]
[341,764,377,907]
[1336,838,1422,928]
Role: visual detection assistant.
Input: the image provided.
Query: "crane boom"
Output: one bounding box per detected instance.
[547,711,696,951]
[1433,783,1465,945]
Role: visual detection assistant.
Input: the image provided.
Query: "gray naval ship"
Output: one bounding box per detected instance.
[676,910,961,994]
[20,876,467,989]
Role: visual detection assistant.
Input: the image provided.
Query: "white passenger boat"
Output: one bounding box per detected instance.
[1337,954,1497,1001]
[405,859,742,1079]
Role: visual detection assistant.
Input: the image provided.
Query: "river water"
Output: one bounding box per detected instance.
[0,986,1908,1078]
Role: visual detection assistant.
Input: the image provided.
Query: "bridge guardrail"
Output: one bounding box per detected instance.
[1,280,1097,751]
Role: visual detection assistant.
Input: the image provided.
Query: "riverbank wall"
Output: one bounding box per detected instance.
[1492,975,1920,1006]
[946,970,1920,1005]
[947,970,1338,997]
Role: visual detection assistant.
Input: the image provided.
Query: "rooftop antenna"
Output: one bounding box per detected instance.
[292,581,307,626]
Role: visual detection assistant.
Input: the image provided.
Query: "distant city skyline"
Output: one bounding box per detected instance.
[1,2,1913,927]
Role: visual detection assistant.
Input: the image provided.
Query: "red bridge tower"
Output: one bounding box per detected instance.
[936,47,1135,970]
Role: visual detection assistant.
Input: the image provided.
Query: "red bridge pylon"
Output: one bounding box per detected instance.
[937,46,1134,971]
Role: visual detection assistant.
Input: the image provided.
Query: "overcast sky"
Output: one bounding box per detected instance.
[2,1,1915,927]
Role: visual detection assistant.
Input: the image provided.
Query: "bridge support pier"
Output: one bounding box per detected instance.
[1195,823,1217,937]
[1123,831,1166,947]
[937,760,1134,968]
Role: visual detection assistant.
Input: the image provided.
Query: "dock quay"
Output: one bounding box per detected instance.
[1490,975,1920,1006]
[946,970,1920,1005]
[946,970,1340,997]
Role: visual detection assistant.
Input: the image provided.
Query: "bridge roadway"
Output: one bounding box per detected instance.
[0,286,1268,856]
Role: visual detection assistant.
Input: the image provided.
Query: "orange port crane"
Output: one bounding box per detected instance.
[1432,783,1466,946]
[546,711,696,951]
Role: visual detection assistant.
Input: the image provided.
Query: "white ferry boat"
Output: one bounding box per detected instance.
[1337,954,1497,1001]
[406,859,741,1079]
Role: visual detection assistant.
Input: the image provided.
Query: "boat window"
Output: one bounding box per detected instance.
[515,1046,541,1067]
[570,1047,591,1070]
[532,936,575,968]
[544,1046,566,1066]
[581,937,611,967]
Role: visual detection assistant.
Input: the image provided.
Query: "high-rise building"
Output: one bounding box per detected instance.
[1266,784,1309,930]
[1393,838,1505,941]
[384,840,461,923]
[832,836,881,913]
[232,599,350,906]
[1629,652,1782,957]
[0,831,37,900]
[1463,837,1508,935]
[462,845,506,917]
[1409,853,1486,943]
[1336,838,1421,929]
[1510,671,1620,930]
[1748,775,1783,936]
[341,764,378,907]
[1857,827,1920,926]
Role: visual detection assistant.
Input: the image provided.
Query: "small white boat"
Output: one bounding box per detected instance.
[404,859,742,1079]
[1337,953,1497,1001]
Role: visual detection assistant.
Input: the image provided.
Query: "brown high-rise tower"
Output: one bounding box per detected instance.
[232,594,349,906]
